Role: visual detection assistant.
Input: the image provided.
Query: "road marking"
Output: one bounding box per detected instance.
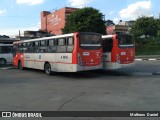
[135,58,160,61]
[135,59,143,61]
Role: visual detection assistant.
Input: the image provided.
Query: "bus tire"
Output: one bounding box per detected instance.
[44,63,52,75]
[0,58,6,65]
[18,61,24,70]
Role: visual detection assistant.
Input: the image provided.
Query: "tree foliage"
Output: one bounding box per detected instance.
[62,7,106,34]
[156,19,160,37]
[105,20,115,26]
[130,16,158,37]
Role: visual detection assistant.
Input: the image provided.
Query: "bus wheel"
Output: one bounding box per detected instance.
[44,63,52,75]
[0,58,6,65]
[18,61,24,70]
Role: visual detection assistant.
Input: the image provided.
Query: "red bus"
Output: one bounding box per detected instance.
[102,34,135,70]
[13,32,102,75]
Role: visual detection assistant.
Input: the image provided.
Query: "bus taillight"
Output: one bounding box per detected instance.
[117,54,120,63]
[78,53,83,66]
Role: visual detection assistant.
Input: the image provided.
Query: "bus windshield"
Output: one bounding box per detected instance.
[118,34,134,48]
[79,34,101,50]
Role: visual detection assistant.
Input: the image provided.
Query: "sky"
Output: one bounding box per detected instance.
[0,0,160,37]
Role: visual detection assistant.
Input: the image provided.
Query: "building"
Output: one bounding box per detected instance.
[41,7,78,35]
[118,20,135,27]
[106,25,130,34]
[106,20,135,35]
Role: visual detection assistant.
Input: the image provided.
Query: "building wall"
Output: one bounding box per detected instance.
[118,21,135,27]
[106,25,129,35]
[41,7,78,35]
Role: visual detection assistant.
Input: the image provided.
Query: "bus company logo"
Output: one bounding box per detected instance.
[130,50,134,56]
[96,52,101,57]
[2,112,11,117]
[96,53,99,57]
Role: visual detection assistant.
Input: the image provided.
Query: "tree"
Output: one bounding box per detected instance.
[130,16,158,38]
[0,35,10,38]
[62,7,106,34]
[156,19,160,37]
[105,20,115,26]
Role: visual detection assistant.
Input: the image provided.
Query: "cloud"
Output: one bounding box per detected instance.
[119,1,152,20]
[0,9,6,16]
[67,0,92,8]
[109,11,115,15]
[16,0,44,5]
[113,17,119,24]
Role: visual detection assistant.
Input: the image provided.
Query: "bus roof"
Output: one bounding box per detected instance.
[102,35,115,39]
[13,33,74,44]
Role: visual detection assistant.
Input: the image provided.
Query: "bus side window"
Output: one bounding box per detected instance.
[27,42,32,53]
[48,39,56,53]
[40,40,47,53]
[0,46,3,53]
[66,37,74,53]
[6,46,12,53]
[23,43,27,53]
[33,41,39,53]
[0,46,5,53]
[103,38,113,52]
[18,43,23,53]
[57,38,67,53]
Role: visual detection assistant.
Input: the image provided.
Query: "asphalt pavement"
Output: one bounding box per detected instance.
[0,61,160,120]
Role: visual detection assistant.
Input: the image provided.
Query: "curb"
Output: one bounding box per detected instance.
[135,58,160,61]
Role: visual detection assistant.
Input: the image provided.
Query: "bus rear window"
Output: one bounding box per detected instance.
[118,34,134,48]
[79,34,101,50]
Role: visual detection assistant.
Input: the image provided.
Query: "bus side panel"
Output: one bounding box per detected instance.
[24,53,38,69]
[0,53,13,64]
[55,53,73,72]
[24,53,56,70]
